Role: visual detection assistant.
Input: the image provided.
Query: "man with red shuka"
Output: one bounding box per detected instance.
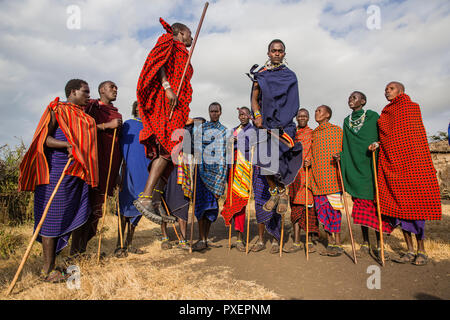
[19,79,98,281]
[71,81,123,255]
[134,18,194,225]
[369,81,442,266]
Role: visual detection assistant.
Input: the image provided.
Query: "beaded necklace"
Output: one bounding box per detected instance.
[349,109,367,133]
[264,59,286,70]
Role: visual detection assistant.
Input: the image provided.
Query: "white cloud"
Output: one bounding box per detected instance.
[0,0,449,147]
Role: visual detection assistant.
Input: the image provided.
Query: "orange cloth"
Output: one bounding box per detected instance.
[289,126,313,205]
[310,122,343,196]
[19,98,99,191]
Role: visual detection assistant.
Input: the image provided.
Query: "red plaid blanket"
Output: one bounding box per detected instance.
[377,93,441,220]
[136,18,193,157]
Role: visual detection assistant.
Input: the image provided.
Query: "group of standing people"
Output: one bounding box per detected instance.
[18,17,442,283]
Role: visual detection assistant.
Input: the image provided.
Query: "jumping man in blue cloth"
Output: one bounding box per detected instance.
[249,39,303,216]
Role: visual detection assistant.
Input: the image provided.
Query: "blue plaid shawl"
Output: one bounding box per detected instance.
[196,121,228,197]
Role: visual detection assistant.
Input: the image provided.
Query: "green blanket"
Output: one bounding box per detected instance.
[341,109,379,200]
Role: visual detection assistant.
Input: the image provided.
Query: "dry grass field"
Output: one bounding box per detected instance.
[0,198,449,300]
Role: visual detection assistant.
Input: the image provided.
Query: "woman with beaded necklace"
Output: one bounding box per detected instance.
[333,91,394,261]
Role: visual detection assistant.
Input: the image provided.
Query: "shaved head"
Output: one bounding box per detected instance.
[385,81,405,101]
[388,81,405,93]
[171,22,189,36]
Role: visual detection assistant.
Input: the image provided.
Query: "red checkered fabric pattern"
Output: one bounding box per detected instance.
[377,94,441,220]
[289,126,314,205]
[290,204,319,233]
[351,198,394,234]
[136,18,193,158]
[310,122,343,196]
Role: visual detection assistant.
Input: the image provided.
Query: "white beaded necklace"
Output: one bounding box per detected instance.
[349,109,367,133]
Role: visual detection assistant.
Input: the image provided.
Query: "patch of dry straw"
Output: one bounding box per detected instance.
[0,216,279,300]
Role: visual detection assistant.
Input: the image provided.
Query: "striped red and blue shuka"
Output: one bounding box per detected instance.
[314,195,342,233]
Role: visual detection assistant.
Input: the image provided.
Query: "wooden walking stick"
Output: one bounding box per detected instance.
[189,160,198,253]
[305,166,309,261]
[245,146,256,255]
[6,158,72,295]
[337,160,358,264]
[372,151,385,266]
[279,211,285,257]
[228,148,235,251]
[97,128,117,263]
[169,2,209,120]
[116,189,124,249]
[161,196,181,242]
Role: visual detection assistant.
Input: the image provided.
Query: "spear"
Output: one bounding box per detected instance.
[169,2,209,120]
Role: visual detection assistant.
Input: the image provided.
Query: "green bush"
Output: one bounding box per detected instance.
[0,228,23,259]
[0,142,33,225]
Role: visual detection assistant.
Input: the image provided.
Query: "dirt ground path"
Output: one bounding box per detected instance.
[1,202,449,300]
[188,216,450,300]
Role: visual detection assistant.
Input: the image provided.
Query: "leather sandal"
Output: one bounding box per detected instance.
[263,188,279,212]
[283,242,303,253]
[392,251,416,264]
[251,241,266,252]
[413,251,428,266]
[133,197,163,225]
[276,189,289,214]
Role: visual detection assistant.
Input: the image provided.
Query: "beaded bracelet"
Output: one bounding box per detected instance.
[162,81,171,90]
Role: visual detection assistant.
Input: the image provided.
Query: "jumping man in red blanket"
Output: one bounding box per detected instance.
[221,107,254,252]
[134,19,193,225]
[73,81,123,255]
[19,79,98,282]
[369,82,442,266]
[334,91,394,261]
[286,108,319,253]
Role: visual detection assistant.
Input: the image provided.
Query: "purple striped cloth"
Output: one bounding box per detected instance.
[34,127,90,253]
[314,195,341,233]
[253,167,281,241]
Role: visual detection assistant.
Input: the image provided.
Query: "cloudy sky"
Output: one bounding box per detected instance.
[1,0,449,147]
